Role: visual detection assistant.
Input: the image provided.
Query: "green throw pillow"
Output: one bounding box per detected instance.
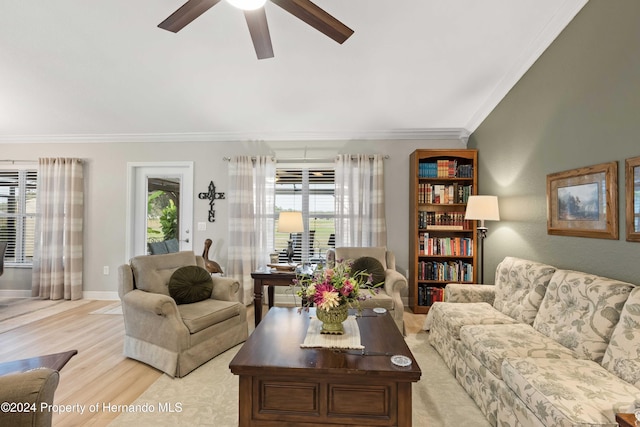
[351,256,385,286]
[168,266,213,304]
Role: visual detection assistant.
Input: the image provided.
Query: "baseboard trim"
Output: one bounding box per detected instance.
[0,289,32,298]
[83,291,119,300]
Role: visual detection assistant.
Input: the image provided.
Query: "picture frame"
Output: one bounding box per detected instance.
[625,156,640,242]
[546,161,618,239]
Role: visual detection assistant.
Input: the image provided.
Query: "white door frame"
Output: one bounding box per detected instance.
[125,161,194,262]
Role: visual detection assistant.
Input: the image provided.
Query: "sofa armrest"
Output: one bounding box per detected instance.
[384,268,408,296]
[121,290,190,351]
[445,283,496,304]
[123,289,180,316]
[210,277,240,302]
[0,368,59,427]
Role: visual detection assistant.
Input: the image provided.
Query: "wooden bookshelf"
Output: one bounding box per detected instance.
[409,149,478,314]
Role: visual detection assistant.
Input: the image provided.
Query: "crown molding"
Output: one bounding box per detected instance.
[465,0,588,133]
[0,128,471,144]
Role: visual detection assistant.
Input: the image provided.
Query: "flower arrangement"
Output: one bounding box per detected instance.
[294,259,381,312]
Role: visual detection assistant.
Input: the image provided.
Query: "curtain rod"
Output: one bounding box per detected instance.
[222,155,389,162]
[0,159,37,164]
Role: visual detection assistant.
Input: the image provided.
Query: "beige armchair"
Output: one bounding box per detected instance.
[118,251,248,377]
[327,247,408,334]
[0,368,59,427]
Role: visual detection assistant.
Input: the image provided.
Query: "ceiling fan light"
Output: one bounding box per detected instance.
[226,0,267,11]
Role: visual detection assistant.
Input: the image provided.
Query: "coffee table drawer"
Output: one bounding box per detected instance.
[251,376,397,425]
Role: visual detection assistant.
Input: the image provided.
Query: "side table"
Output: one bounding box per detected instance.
[616,413,637,427]
[250,271,298,328]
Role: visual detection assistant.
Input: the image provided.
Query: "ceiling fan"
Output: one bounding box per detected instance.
[158,0,354,60]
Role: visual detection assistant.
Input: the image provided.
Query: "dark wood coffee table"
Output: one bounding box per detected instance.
[0,350,78,376]
[229,307,421,426]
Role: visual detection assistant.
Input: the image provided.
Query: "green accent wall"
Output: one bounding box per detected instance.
[468,0,640,284]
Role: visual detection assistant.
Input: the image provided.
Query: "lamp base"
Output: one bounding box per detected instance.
[286,240,294,264]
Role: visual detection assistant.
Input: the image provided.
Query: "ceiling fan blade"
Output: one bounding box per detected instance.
[158,0,222,33]
[244,8,274,59]
[270,0,354,44]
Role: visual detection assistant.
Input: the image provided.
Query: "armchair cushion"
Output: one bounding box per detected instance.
[168,266,213,304]
[178,299,244,334]
[351,256,385,286]
[335,247,388,269]
[131,251,198,296]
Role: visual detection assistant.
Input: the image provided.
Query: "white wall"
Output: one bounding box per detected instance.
[0,138,466,298]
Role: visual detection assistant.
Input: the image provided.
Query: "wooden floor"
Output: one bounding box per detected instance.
[0,300,426,427]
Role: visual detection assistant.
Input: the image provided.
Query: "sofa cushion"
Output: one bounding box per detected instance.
[351,256,386,286]
[430,301,518,340]
[356,290,394,311]
[177,299,243,334]
[459,323,577,379]
[501,357,640,427]
[168,266,213,304]
[602,286,640,387]
[493,257,556,325]
[533,270,635,363]
[131,251,198,296]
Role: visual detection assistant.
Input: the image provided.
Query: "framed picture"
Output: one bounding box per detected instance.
[625,156,640,242]
[547,161,618,239]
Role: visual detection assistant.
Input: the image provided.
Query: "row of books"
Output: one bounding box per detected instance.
[418,160,474,178]
[417,260,474,282]
[418,211,473,229]
[418,235,473,256]
[417,183,473,204]
[417,286,445,306]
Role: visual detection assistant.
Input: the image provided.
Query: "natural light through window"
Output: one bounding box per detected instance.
[274,167,335,263]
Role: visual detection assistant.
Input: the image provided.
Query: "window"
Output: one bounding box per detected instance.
[274,166,335,262]
[0,169,37,266]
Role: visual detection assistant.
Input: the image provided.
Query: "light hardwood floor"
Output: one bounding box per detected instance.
[0,300,426,427]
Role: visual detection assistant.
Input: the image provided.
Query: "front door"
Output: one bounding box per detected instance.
[126,162,194,261]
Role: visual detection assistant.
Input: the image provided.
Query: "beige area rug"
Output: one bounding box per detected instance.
[89,302,122,315]
[0,298,92,334]
[110,331,490,427]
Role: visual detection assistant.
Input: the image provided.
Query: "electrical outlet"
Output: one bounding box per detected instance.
[103,266,109,275]
[197,222,206,231]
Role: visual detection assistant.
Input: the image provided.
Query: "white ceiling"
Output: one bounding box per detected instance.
[0,0,586,143]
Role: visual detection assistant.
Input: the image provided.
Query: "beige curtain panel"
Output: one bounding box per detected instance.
[32,157,84,300]
[334,154,387,248]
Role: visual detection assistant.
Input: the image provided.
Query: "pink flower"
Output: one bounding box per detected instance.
[314,283,340,310]
[340,280,354,296]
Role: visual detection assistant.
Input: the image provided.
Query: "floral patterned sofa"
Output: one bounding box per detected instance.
[424,256,640,427]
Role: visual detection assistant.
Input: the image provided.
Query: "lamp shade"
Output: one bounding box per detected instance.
[465,196,500,223]
[277,211,304,233]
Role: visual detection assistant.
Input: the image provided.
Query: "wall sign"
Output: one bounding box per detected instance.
[198,181,225,222]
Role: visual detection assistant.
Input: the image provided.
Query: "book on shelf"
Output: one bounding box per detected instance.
[417,286,445,306]
[418,235,473,256]
[418,160,473,179]
[418,211,471,229]
[417,260,474,282]
[417,183,473,204]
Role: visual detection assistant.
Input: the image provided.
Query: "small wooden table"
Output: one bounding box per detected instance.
[229,307,421,426]
[616,413,637,427]
[251,271,299,327]
[0,350,78,376]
